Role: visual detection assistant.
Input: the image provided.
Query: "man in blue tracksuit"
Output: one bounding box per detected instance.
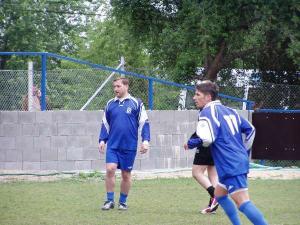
[190,80,268,225]
[99,77,150,211]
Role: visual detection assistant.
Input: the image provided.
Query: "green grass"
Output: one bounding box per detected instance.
[0,178,299,225]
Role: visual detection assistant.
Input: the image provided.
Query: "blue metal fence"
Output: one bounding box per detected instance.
[0,51,255,111]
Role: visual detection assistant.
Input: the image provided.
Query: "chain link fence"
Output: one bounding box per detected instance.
[1,66,299,111]
[0,68,247,111]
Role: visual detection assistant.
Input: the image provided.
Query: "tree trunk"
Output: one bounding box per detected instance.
[0,56,8,70]
[204,41,226,81]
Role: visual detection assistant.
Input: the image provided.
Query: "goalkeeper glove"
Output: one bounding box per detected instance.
[187,138,202,149]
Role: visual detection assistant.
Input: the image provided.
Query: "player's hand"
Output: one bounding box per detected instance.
[140,141,149,154]
[98,141,106,154]
[184,143,189,151]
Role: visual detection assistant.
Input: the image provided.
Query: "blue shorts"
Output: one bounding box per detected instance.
[218,174,248,194]
[106,148,137,171]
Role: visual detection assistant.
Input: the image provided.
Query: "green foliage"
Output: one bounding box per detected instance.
[78,171,104,179]
[111,0,300,83]
[0,71,27,110]
[153,84,182,110]
[0,0,101,69]
[75,17,153,70]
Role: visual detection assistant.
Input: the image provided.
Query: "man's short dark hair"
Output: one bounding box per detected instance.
[113,77,129,86]
[195,80,219,101]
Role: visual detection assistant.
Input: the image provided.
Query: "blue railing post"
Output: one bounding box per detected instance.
[41,53,47,111]
[148,79,153,110]
[246,101,254,110]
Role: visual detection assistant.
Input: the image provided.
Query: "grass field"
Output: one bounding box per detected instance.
[0,177,300,225]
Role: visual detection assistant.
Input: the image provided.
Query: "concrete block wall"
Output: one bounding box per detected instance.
[0,110,251,171]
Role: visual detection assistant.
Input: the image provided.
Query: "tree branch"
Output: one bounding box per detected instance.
[222,47,259,67]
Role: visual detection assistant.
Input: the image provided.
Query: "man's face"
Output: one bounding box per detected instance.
[113,79,128,98]
[36,89,41,97]
[193,90,211,109]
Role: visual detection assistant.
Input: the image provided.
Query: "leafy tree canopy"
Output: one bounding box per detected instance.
[111,0,300,84]
[0,0,101,69]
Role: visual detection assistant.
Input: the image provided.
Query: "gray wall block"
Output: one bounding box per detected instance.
[5,162,22,170]
[67,148,84,160]
[34,136,51,150]
[91,160,105,170]
[139,159,155,170]
[5,150,22,162]
[0,125,3,136]
[57,160,76,171]
[19,112,36,123]
[0,110,252,171]
[53,111,73,123]
[23,162,41,170]
[41,148,58,161]
[69,111,88,123]
[16,136,34,151]
[67,136,93,148]
[57,148,67,160]
[83,148,100,160]
[1,111,18,123]
[86,111,103,123]
[22,124,39,136]
[188,110,199,122]
[159,110,175,123]
[23,149,40,162]
[86,123,100,135]
[51,136,68,148]
[72,123,86,135]
[38,123,57,136]
[0,150,5,161]
[41,161,58,170]
[75,160,91,170]
[0,137,15,149]
[174,110,190,123]
[36,111,53,123]
[3,124,21,136]
[57,123,73,136]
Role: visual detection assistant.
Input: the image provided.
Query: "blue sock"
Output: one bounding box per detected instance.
[217,195,241,225]
[107,192,114,202]
[239,201,268,225]
[119,192,128,204]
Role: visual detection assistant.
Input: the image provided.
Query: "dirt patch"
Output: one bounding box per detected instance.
[0,169,300,183]
[132,169,300,180]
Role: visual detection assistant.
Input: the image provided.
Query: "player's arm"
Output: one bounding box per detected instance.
[196,107,218,147]
[240,116,256,150]
[138,102,150,153]
[98,106,110,153]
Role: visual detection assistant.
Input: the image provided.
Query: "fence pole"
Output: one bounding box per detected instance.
[120,56,125,77]
[148,79,153,110]
[80,63,123,111]
[27,61,34,111]
[41,53,47,111]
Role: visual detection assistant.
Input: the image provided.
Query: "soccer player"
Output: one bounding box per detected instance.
[191,80,268,225]
[99,77,150,211]
[184,133,219,214]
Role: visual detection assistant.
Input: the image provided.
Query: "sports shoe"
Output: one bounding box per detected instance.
[209,197,219,212]
[118,202,128,211]
[200,206,216,214]
[200,197,218,214]
[101,201,115,210]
